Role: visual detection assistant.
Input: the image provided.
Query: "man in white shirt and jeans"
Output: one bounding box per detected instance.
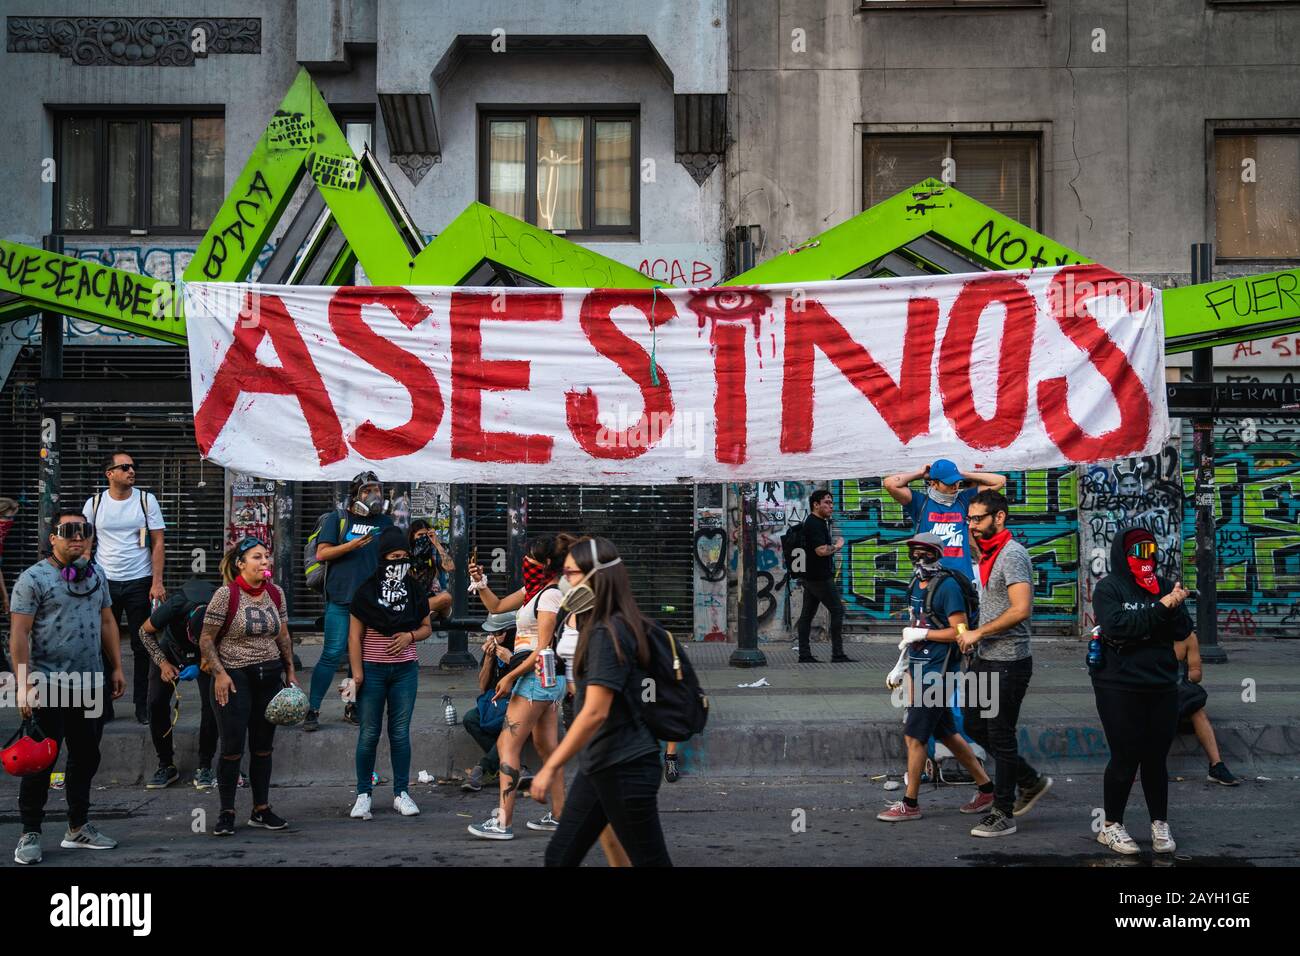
[82,451,166,724]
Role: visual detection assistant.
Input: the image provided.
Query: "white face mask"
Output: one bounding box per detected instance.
[557,576,574,595]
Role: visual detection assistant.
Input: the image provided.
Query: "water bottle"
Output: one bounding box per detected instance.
[442,694,457,726]
[1087,625,1104,670]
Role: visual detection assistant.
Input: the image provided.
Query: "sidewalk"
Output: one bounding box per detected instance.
[7,638,1297,786]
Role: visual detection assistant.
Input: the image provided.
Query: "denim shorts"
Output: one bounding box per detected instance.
[513,673,567,702]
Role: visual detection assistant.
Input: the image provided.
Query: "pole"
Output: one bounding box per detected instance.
[439,483,476,670]
[1191,243,1225,663]
[37,235,63,548]
[730,482,767,667]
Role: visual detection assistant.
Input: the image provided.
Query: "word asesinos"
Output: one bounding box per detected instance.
[0,669,105,719]
[890,665,1001,718]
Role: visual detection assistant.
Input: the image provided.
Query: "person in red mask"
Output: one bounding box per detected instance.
[1089,526,1193,857]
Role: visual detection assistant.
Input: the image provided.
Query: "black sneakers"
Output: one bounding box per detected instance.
[302,709,320,732]
[1207,762,1240,786]
[146,765,179,790]
[665,754,681,783]
[248,807,288,830]
[342,702,359,725]
[214,811,236,837]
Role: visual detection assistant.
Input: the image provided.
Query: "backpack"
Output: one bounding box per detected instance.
[632,621,708,742]
[780,522,807,579]
[910,568,981,630]
[157,601,209,667]
[304,511,347,592]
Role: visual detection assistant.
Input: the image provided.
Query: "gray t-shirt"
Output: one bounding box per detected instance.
[10,560,112,676]
[976,540,1033,661]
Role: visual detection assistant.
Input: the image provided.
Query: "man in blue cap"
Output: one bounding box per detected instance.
[884,459,1006,584]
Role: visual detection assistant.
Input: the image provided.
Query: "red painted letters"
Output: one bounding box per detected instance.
[781,295,939,452]
[566,289,676,458]
[450,291,562,463]
[328,287,442,460]
[1038,265,1152,460]
[939,275,1036,449]
[194,291,347,465]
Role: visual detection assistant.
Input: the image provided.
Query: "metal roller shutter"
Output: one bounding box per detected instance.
[0,350,43,595]
[471,484,695,633]
[833,467,1079,635]
[1181,417,1300,638]
[44,346,226,592]
[294,480,346,625]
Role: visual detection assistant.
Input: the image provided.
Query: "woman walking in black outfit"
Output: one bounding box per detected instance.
[530,536,671,867]
[1090,526,1193,856]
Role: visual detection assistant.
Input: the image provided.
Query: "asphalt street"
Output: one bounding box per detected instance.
[6,771,1294,868]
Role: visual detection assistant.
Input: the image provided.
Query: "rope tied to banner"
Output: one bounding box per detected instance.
[650,286,660,387]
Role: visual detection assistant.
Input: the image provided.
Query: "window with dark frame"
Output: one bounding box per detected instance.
[863,133,1039,227]
[1214,131,1300,260]
[480,109,638,237]
[54,110,224,235]
[331,105,376,160]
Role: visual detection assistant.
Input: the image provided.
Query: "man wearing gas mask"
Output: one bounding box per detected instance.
[304,472,394,732]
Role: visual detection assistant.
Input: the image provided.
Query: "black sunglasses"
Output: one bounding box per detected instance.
[967,512,993,523]
[55,522,94,540]
[109,463,136,473]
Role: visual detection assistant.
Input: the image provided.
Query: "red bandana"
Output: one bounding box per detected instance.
[235,575,266,596]
[977,529,1013,587]
[522,555,554,600]
[1127,557,1160,594]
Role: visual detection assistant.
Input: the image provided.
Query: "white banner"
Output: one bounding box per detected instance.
[183,266,1169,482]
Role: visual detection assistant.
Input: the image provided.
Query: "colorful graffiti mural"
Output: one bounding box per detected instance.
[693,483,728,642]
[834,468,1079,631]
[1079,442,1184,630]
[1182,418,1300,638]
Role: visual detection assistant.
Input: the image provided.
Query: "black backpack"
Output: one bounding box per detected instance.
[634,620,708,742]
[910,568,981,629]
[781,522,807,579]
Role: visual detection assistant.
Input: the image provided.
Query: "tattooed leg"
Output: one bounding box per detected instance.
[501,762,521,796]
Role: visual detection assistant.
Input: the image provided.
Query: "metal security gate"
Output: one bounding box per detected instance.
[43,346,226,591]
[1181,417,1300,638]
[833,467,1079,635]
[471,484,695,634]
[0,350,42,591]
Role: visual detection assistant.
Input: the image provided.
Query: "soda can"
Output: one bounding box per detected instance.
[536,648,557,689]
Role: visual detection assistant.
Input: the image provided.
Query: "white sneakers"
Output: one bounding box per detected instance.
[350,793,373,820]
[1097,820,1177,855]
[351,792,420,818]
[1151,820,1176,854]
[394,792,420,816]
[1097,822,1140,855]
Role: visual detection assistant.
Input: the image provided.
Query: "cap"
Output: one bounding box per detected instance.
[929,459,962,485]
[482,611,517,633]
[903,532,945,556]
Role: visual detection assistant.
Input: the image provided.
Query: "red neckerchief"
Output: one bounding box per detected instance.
[977,529,1014,587]
[522,556,553,601]
[1127,557,1160,594]
[235,575,266,596]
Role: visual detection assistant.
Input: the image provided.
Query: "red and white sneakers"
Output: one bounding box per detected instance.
[877,801,923,822]
[959,790,995,815]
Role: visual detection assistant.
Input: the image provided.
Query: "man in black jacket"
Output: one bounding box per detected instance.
[794,489,850,663]
[1090,526,1193,856]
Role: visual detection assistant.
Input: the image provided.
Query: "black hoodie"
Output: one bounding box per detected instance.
[1091,527,1194,691]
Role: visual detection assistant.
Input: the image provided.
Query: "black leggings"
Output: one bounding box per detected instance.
[211,660,283,812]
[1093,683,1178,825]
[544,752,671,867]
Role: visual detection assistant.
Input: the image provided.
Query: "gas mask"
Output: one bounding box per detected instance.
[558,540,623,617]
[59,556,93,583]
[351,490,383,518]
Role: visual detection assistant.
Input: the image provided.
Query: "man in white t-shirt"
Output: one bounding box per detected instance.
[82,451,166,724]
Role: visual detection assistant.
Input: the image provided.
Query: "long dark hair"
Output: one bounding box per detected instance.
[571,536,650,678]
[528,532,580,576]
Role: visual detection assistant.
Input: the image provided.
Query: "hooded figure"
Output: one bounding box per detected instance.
[349,527,429,637]
[1091,526,1194,690]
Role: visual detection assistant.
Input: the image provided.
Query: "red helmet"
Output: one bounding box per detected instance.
[2,718,59,777]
